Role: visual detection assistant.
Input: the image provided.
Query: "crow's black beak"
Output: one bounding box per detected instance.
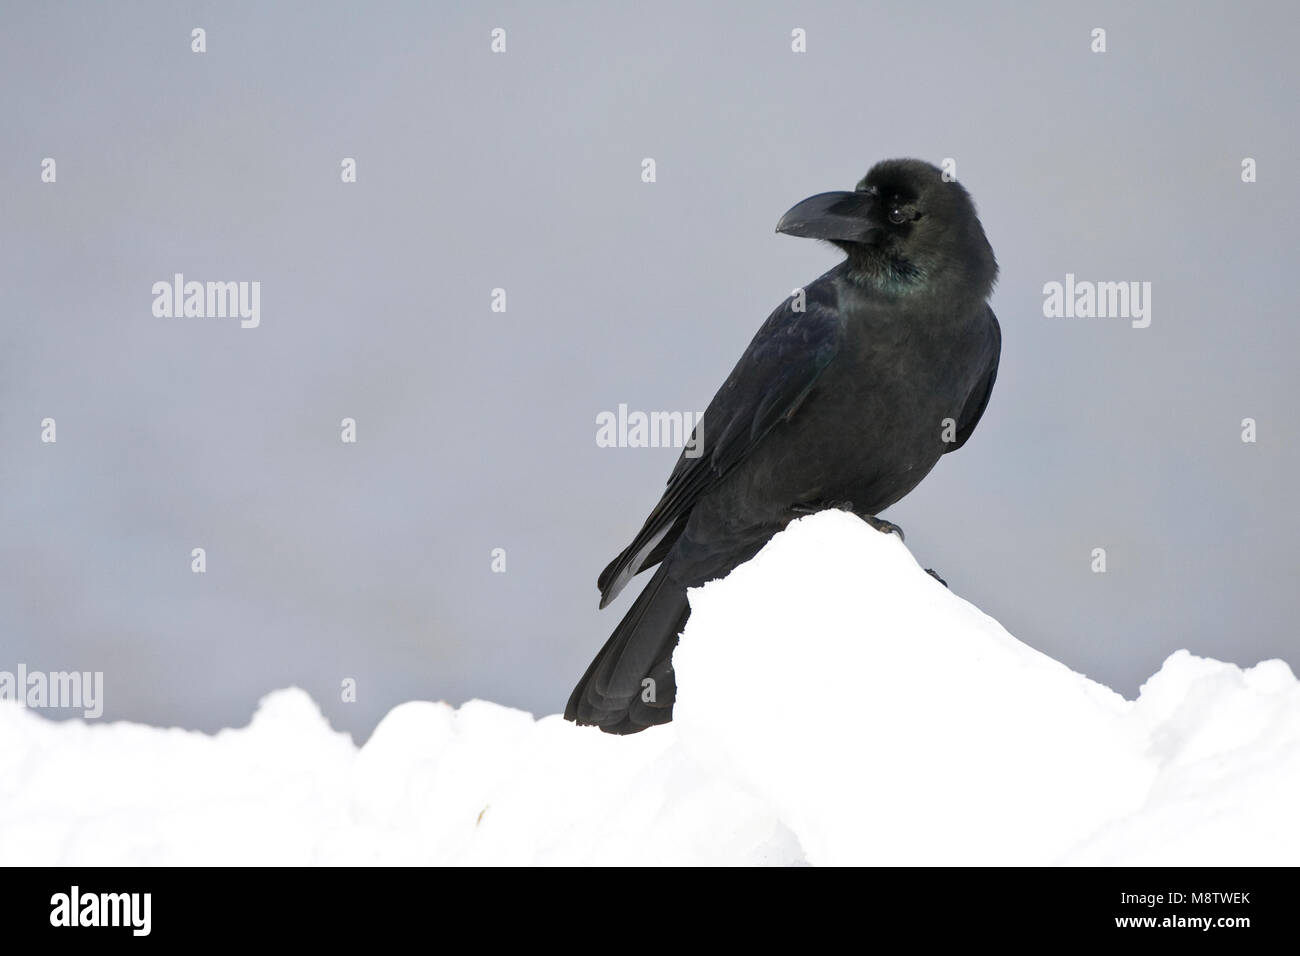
[776,190,880,242]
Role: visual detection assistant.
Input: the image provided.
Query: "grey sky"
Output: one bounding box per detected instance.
[2,1,1296,740]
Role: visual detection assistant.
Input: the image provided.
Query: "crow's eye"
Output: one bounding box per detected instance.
[888,207,907,224]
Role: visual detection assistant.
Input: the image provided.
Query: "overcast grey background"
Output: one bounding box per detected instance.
[2,1,1296,741]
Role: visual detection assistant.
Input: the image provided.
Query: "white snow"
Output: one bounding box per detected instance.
[2,510,1296,865]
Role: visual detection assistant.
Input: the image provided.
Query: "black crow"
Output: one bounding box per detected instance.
[566,158,1000,734]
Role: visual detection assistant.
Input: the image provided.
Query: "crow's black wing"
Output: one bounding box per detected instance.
[946,306,1001,453]
[597,285,844,607]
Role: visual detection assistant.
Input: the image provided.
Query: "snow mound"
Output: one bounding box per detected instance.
[1,510,1296,865]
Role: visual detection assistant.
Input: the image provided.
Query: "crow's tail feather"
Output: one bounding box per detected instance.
[565,562,688,734]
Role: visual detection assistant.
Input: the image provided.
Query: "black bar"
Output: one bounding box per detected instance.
[0,866,1286,943]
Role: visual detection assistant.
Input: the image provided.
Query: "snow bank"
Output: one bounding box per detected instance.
[1,511,1296,865]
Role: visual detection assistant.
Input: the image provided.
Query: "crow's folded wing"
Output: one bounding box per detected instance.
[946,306,1001,453]
[597,291,844,607]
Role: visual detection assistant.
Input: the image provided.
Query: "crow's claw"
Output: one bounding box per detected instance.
[861,515,904,541]
[790,503,903,542]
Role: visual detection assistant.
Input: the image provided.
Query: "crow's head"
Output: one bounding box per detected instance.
[776,158,997,296]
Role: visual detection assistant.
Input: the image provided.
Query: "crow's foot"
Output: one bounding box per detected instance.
[790,503,904,541]
[925,568,948,588]
[860,514,905,541]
